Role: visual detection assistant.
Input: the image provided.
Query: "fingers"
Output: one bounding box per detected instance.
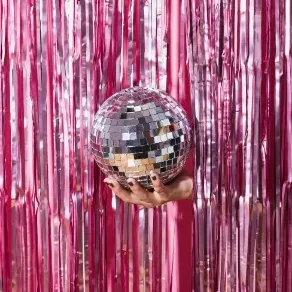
[104,177,151,206]
[104,174,171,208]
[126,176,168,207]
[104,177,131,203]
[149,171,163,192]
[150,171,168,196]
[148,171,169,205]
[126,177,149,199]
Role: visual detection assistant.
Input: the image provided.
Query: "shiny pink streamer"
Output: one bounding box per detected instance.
[187,0,292,291]
[0,0,291,291]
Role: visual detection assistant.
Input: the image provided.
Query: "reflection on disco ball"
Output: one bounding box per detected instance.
[91,87,193,190]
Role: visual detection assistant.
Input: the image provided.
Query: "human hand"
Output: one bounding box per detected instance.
[104,170,193,208]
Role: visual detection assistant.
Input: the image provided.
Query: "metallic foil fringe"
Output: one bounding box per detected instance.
[0,0,291,291]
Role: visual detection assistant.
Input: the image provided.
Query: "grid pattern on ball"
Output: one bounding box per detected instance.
[91,87,192,189]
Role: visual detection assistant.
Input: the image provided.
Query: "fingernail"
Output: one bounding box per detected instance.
[106,183,114,188]
[128,182,134,187]
[152,175,157,181]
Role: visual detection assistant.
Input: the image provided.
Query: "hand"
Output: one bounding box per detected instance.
[104,170,193,208]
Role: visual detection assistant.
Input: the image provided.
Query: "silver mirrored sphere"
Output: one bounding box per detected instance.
[91,87,193,190]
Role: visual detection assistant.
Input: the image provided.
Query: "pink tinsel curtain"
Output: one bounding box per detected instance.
[0,0,291,291]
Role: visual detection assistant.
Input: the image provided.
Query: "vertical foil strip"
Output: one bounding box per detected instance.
[0,0,291,291]
[187,0,292,291]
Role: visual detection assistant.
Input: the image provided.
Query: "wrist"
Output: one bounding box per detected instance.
[167,176,194,202]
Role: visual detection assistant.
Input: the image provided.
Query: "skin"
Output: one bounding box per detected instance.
[104,170,193,208]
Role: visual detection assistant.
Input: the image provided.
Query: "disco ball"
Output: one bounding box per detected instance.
[91,87,193,190]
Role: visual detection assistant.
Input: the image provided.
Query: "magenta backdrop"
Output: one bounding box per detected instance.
[0,0,291,291]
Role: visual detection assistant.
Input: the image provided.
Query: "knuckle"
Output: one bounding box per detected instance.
[123,196,130,203]
[140,201,152,209]
[157,197,167,206]
[127,180,139,190]
[132,185,141,191]
[155,185,165,194]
